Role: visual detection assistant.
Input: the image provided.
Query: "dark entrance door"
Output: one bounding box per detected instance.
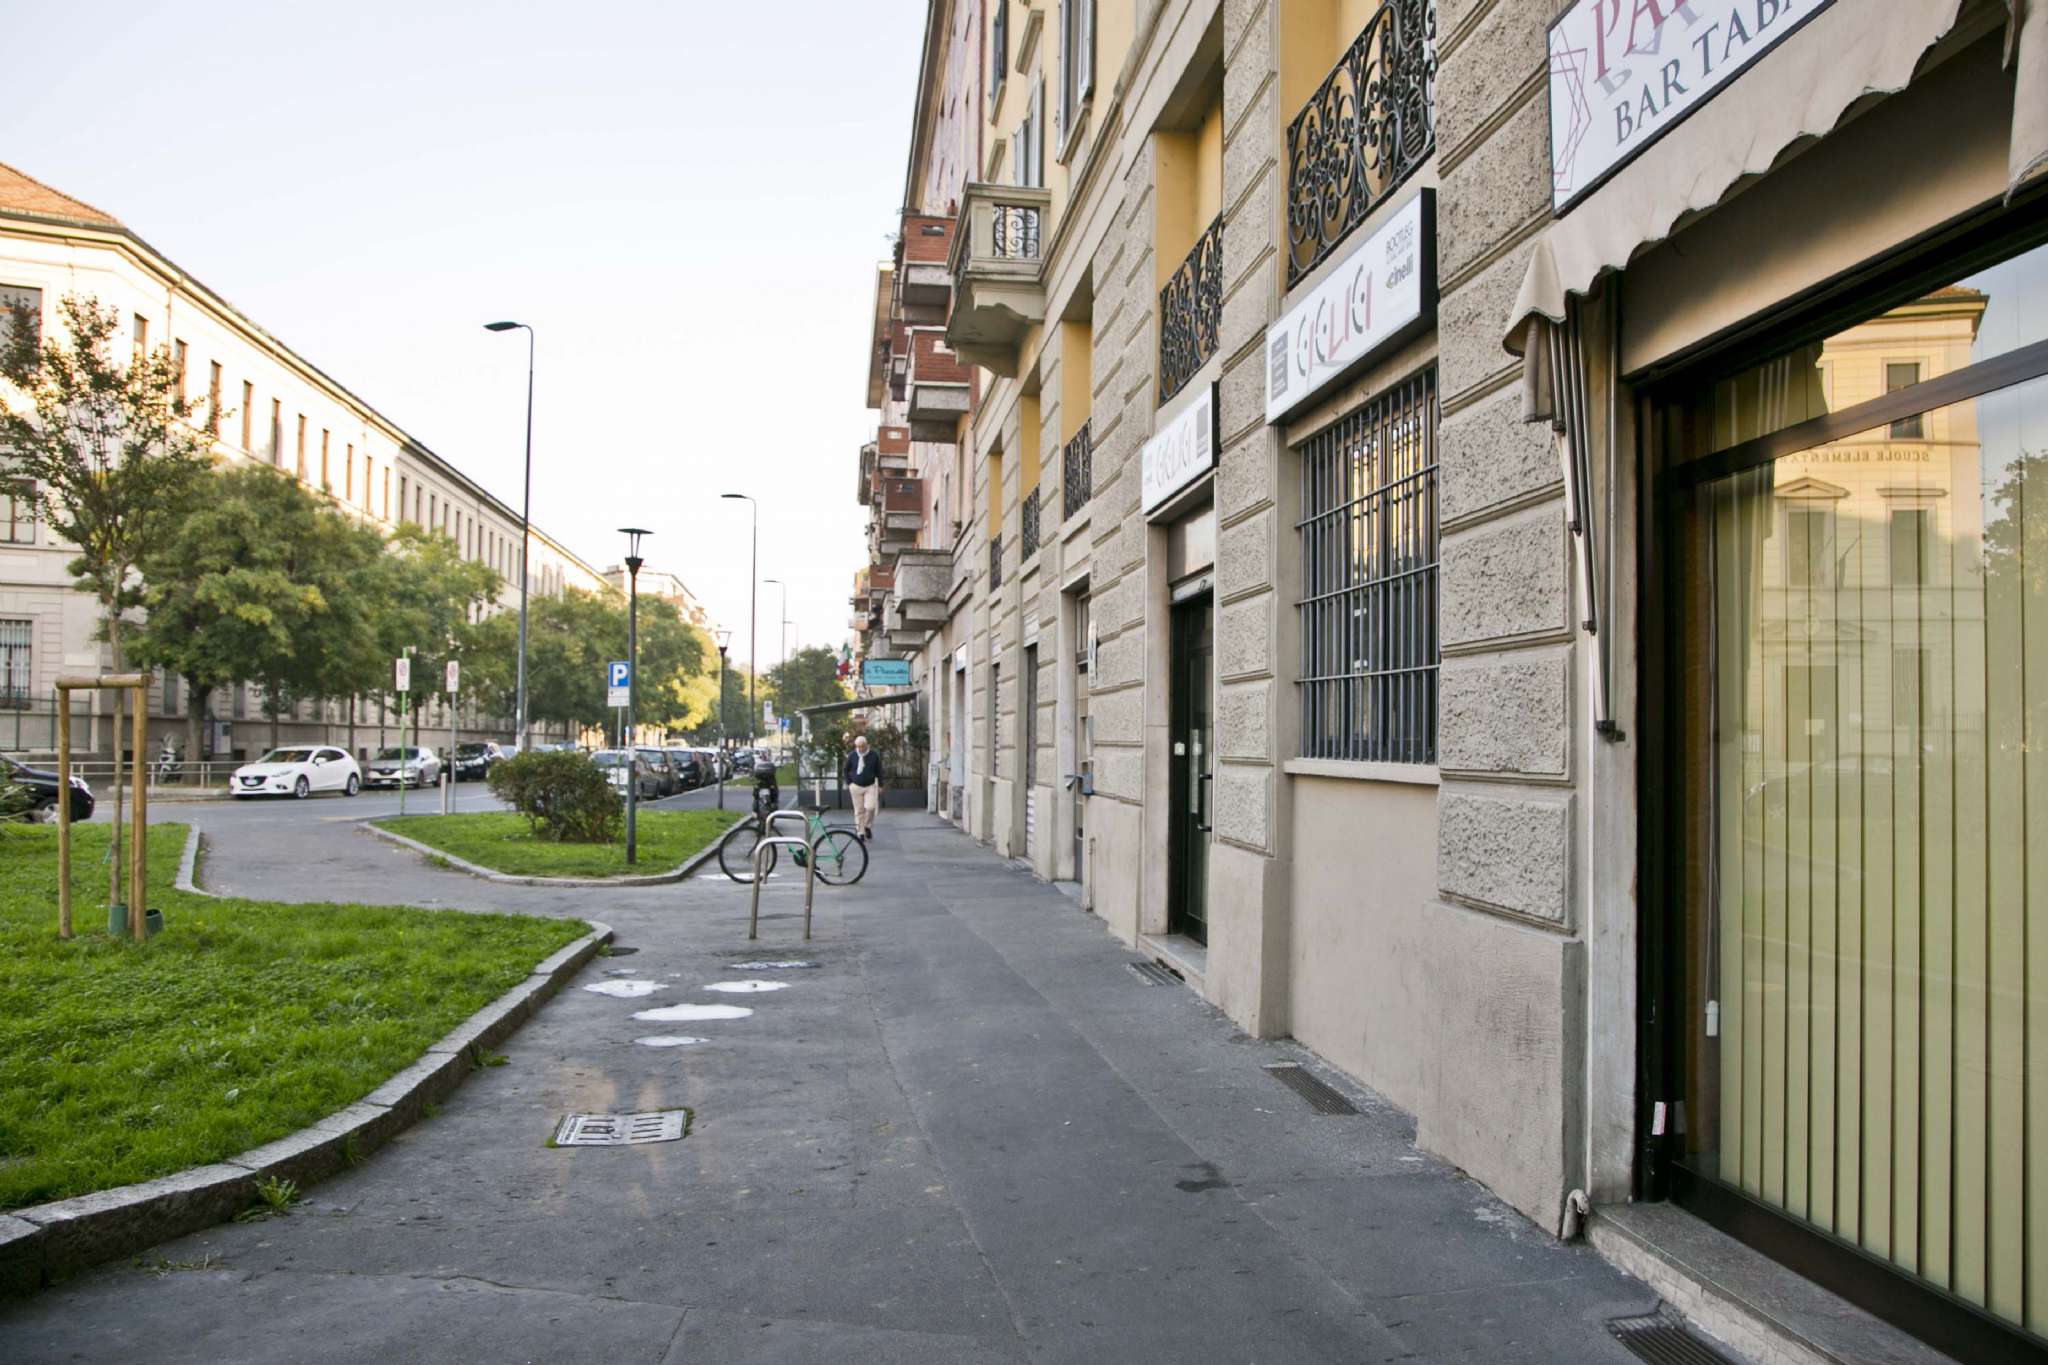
[1168,594,1212,943]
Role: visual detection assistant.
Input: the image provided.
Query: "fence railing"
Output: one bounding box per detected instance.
[1021,486,1041,561]
[989,535,1004,590]
[1159,215,1223,403]
[1062,421,1092,520]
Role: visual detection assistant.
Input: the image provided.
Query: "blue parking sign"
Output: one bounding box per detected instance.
[608,660,630,688]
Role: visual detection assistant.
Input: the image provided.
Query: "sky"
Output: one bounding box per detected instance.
[5,0,926,679]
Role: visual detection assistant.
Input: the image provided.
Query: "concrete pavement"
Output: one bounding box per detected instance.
[3,805,1667,1363]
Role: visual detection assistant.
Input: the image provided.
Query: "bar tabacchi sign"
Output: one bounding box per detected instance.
[1548,0,1835,213]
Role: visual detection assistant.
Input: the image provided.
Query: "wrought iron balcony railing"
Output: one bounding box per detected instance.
[947,183,1052,377]
[989,535,1003,590]
[1285,0,1436,285]
[1158,216,1223,404]
[1062,421,1092,520]
[1021,486,1041,561]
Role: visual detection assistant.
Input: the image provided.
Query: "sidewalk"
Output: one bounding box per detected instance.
[2,809,1669,1363]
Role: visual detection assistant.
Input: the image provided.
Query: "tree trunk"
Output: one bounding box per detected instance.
[185,679,209,774]
[267,690,280,749]
[347,693,357,759]
[104,596,123,914]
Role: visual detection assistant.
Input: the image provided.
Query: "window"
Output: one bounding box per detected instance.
[1012,79,1045,188]
[1296,367,1438,764]
[383,467,391,519]
[241,381,253,450]
[1054,0,1095,152]
[1,475,34,544]
[296,414,307,480]
[988,0,1008,113]
[1890,506,1929,585]
[173,340,188,403]
[1785,507,1833,587]
[345,442,354,500]
[206,361,221,436]
[989,659,1001,778]
[320,428,330,489]
[132,313,148,353]
[1887,361,1923,436]
[270,399,282,465]
[0,619,29,707]
[0,284,41,350]
[429,493,436,528]
[162,670,180,717]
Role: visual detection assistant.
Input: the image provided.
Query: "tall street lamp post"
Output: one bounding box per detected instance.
[721,493,757,757]
[620,527,651,866]
[714,627,732,811]
[763,576,790,750]
[483,321,534,750]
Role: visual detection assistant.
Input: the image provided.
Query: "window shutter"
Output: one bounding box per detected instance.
[1078,0,1094,100]
[1055,0,1070,140]
[1012,128,1026,187]
[1028,80,1043,186]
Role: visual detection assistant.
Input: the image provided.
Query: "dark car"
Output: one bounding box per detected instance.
[665,748,705,790]
[731,749,755,776]
[2,754,95,822]
[452,741,508,782]
[636,747,678,798]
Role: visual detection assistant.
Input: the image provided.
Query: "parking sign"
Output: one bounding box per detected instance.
[445,660,459,694]
[607,659,631,709]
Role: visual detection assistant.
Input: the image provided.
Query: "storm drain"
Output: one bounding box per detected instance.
[1128,960,1180,987]
[604,946,640,956]
[553,1111,688,1147]
[1607,1312,1737,1365]
[1263,1062,1358,1115]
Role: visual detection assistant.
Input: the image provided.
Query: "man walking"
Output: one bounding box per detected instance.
[843,733,883,841]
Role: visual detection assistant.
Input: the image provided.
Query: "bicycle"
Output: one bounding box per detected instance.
[717,793,867,886]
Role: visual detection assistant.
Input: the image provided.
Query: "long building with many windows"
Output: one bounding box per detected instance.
[0,161,610,763]
[852,1,2048,1357]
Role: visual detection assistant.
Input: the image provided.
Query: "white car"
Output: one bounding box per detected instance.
[364,746,442,790]
[232,746,361,799]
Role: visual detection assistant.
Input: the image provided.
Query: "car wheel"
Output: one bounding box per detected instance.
[27,799,55,824]
[294,776,310,800]
[345,774,360,797]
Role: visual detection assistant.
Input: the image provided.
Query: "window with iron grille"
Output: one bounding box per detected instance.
[1295,368,1438,764]
[0,619,30,709]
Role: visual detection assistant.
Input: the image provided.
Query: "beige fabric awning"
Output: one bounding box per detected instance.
[1507,0,2046,422]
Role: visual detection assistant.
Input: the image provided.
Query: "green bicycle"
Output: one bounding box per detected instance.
[716,802,868,885]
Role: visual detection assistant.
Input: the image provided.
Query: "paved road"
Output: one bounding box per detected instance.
[87,773,756,828]
[4,804,1664,1363]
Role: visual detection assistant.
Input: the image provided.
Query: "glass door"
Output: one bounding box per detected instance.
[1169,594,1213,943]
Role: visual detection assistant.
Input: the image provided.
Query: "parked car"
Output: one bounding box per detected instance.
[664,748,703,790]
[2,753,95,822]
[592,749,659,801]
[452,741,508,782]
[637,747,678,797]
[731,749,755,775]
[363,746,442,789]
[231,745,362,799]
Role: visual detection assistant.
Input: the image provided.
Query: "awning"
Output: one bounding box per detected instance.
[795,690,920,717]
[1506,0,2046,422]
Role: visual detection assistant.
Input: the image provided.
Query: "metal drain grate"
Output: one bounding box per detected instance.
[604,946,640,956]
[1128,960,1180,986]
[1607,1313,1737,1365]
[553,1110,688,1147]
[1264,1062,1359,1115]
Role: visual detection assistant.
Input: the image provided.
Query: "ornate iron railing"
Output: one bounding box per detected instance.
[1062,421,1092,520]
[1285,0,1435,285]
[1158,216,1223,404]
[989,535,1004,590]
[991,203,1041,260]
[1021,486,1041,560]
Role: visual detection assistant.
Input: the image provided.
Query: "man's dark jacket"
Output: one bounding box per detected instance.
[842,749,884,788]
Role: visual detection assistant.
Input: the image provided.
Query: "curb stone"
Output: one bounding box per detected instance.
[362,819,723,886]
[0,892,614,1296]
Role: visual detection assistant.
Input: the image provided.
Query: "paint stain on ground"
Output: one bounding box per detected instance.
[632,1003,753,1022]
[1175,1161,1232,1193]
[583,980,664,998]
[727,960,820,970]
[633,1036,708,1048]
[703,980,790,993]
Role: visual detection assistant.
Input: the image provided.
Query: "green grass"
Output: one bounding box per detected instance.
[0,824,586,1211]
[375,808,743,878]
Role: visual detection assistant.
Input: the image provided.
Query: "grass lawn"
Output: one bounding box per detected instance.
[0,824,586,1212]
[376,808,743,878]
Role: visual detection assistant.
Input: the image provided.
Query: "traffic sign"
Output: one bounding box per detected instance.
[763,700,776,726]
[445,660,459,694]
[394,656,411,693]
[607,659,630,710]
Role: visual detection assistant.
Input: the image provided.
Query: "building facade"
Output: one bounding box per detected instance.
[854,0,2048,1356]
[0,162,610,762]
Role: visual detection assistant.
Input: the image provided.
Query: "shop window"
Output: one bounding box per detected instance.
[1888,362,1924,437]
[1295,366,1437,764]
[0,619,30,708]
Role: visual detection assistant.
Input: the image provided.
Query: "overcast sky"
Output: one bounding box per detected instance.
[6,0,925,677]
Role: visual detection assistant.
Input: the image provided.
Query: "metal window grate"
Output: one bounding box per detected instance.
[1021,486,1041,560]
[989,535,1003,589]
[1295,367,1438,764]
[1263,1062,1359,1115]
[1062,421,1092,519]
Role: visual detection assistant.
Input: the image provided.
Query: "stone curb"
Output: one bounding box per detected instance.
[362,819,722,886]
[174,826,215,898]
[0,911,614,1297]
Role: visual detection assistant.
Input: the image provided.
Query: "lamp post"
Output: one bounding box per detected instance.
[620,527,651,866]
[483,321,534,751]
[714,627,732,811]
[721,493,757,758]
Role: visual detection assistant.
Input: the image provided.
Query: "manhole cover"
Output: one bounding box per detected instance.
[553,1111,688,1146]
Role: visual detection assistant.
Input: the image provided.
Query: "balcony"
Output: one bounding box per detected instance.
[872,475,924,552]
[1285,0,1436,285]
[1021,486,1041,561]
[897,212,955,314]
[1062,420,1092,520]
[876,424,911,472]
[945,182,1051,377]
[885,547,950,650]
[1159,216,1223,404]
[888,322,909,401]
[906,328,970,443]
[856,441,877,506]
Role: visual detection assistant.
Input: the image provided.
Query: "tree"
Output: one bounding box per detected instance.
[375,526,499,739]
[765,645,851,719]
[1,294,212,909]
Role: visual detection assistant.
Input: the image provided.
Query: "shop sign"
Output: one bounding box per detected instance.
[862,657,913,687]
[1264,191,1435,423]
[1549,0,1835,213]
[1142,382,1218,516]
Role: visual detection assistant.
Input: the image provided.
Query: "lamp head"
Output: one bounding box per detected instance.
[483,321,523,332]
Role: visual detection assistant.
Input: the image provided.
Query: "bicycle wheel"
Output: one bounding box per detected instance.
[718,820,777,883]
[809,828,868,886]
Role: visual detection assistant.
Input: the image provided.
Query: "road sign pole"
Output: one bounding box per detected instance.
[445,661,458,817]
[394,654,412,818]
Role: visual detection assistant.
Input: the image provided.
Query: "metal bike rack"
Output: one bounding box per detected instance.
[749,828,821,941]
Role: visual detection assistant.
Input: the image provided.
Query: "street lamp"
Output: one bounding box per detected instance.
[483,321,534,751]
[620,526,651,866]
[721,492,757,758]
[714,627,732,811]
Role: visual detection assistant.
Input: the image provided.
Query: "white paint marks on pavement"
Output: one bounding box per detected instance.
[727,961,819,970]
[583,980,664,998]
[632,1003,753,1022]
[633,1035,708,1048]
[703,980,789,993]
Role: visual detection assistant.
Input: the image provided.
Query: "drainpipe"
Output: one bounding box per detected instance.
[1559,1188,1592,1242]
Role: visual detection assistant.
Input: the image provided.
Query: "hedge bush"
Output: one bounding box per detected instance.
[486,750,620,844]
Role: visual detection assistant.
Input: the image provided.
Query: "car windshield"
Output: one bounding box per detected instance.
[373,748,418,761]
[259,749,315,764]
[591,751,628,768]
[457,744,489,757]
